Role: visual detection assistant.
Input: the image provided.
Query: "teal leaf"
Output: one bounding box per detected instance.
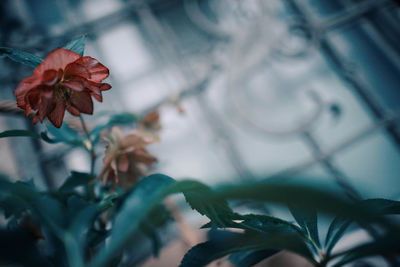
[63,35,86,56]
[180,180,234,227]
[0,129,59,144]
[289,206,321,249]
[180,230,314,267]
[0,47,43,68]
[325,217,351,256]
[0,129,40,139]
[59,172,93,193]
[229,249,279,267]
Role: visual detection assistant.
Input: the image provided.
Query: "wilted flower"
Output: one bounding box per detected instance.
[99,126,157,189]
[14,48,111,128]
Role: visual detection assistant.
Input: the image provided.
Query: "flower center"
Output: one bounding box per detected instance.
[54,83,73,101]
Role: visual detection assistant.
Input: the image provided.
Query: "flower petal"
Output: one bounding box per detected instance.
[73,56,110,82]
[133,148,157,167]
[38,96,56,122]
[66,104,80,116]
[34,48,80,76]
[41,69,60,86]
[39,85,54,98]
[119,131,152,149]
[47,101,66,128]
[63,79,84,91]
[64,62,91,79]
[70,91,93,114]
[90,92,103,102]
[14,76,40,108]
[117,153,129,172]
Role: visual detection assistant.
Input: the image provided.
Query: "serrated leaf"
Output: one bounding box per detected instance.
[89,174,235,267]
[59,172,93,193]
[181,180,234,227]
[289,206,321,249]
[229,249,279,267]
[179,230,314,267]
[63,35,86,56]
[0,47,43,68]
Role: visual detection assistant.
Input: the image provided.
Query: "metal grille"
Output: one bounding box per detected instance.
[1,0,400,199]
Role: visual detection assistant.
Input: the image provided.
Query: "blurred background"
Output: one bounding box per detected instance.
[1,0,400,266]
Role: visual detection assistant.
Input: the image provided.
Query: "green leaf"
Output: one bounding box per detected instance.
[181,180,234,227]
[180,230,314,267]
[0,47,43,68]
[229,249,279,267]
[63,35,86,56]
[0,129,59,144]
[59,172,93,193]
[89,174,234,267]
[325,217,351,256]
[0,129,40,139]
[289,206,321,249]
[332,234,400,266]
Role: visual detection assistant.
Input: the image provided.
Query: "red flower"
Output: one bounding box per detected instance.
[14,48,111,128]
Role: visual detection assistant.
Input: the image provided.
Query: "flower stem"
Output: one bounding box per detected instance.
[79,114,96,199]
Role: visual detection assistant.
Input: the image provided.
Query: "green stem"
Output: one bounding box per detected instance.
[79,114,96,199]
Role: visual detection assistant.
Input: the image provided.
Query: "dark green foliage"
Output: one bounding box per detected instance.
[0,47,43,67]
